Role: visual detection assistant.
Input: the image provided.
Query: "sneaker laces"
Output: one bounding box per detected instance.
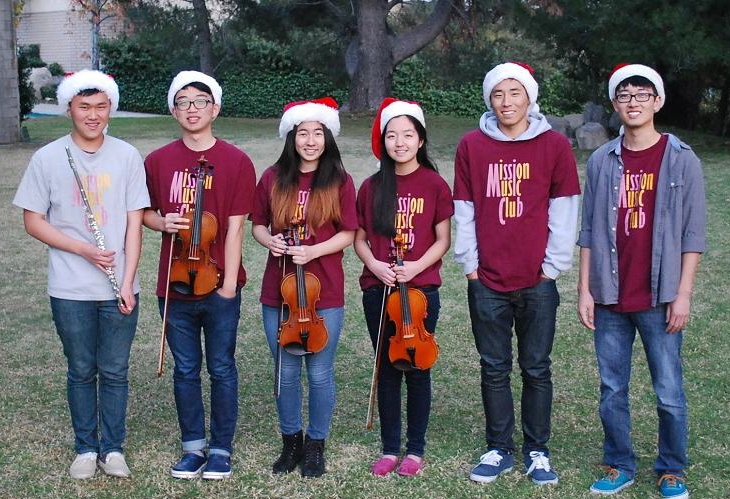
[526,451,551,474]
[599,465,620,481]
[477,450,504,466]
[658,473,682,487]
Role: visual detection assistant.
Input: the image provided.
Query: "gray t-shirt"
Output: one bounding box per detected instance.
[13,134,150,300]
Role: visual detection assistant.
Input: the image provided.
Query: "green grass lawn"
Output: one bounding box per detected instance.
[1,115,728,498]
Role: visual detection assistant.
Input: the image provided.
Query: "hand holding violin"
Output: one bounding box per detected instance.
[161,212,190,233]
[392,260,422,283]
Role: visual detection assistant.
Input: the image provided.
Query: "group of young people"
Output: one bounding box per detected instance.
[13,60,705,499]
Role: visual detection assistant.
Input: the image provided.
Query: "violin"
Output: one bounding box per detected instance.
[169,155,220,295]
[386,232,439,371]
[278,218,329,355]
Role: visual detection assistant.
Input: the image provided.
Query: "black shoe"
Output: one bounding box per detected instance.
[301,434,325,478]
[272,430,303,474]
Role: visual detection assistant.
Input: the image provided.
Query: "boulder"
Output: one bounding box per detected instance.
[583,102,607,126]
[546,115,570,138]
[564,113,585,135]
[30,67,53,100]
[575,122,609,150]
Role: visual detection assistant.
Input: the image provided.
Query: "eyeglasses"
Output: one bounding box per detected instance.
[174,98,212,111]
[615,92,657,103]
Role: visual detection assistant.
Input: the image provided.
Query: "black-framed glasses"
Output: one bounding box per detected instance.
[615,92,657,103]
[174,98,212,111]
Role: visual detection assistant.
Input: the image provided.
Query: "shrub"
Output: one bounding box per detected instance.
[40,85,58,101]
[47,62,65,77]
[17,50,35,122]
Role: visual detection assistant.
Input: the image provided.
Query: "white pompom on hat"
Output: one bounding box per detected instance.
[167,70,223,111]
[483,62,539,112]
[278,97,340,138]
[370,97,426,159]
[56,70,119,112]
[608,63,665,102]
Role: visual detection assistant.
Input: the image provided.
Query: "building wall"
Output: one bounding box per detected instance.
[17,1,126,72]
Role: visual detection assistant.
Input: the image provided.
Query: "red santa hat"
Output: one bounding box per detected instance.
[278,97,340,138]
[608,63,665,102]
[167,70,223,111]
[370,97,426,159]
[56,70,119,112]
[482,62,539,112]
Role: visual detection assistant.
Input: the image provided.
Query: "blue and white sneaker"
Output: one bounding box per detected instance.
[658,473,689,499]
[170,452,207,479]
[469,449,514,483]
[590,466,634,495]
[202,453,232,480]
[525,451,558,485]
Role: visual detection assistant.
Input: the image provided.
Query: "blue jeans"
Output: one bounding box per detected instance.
[467,278,559,457]
[594,305,688,478]
[50,296,138,455]
[362,286,440,457]
[160,290,241,456]
[262,305,343,440]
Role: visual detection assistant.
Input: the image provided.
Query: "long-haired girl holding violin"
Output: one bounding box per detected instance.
[250,98,357,478]
[354,98,453,477]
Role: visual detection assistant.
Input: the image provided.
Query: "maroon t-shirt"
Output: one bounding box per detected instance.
[249,165,358,308]
[145,139,256,299]
[453,129,580,292]
[611,134,667,312]
[356,166,454,290]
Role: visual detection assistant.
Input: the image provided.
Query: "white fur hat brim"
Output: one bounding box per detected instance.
[608,64,665,102]
[56,70,119,113]
[483,62,539,112]
[379,100,425,132]
[279,99,340,138]
[167,70,222,111]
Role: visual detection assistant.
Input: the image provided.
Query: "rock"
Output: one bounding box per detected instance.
[608,111,622,134]
[546,115,570,137]
[564,113,584,135]
[583,102,607,126]
[29,67,53,100]
[575,122,609,150]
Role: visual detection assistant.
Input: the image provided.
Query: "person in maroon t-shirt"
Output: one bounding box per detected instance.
[250,98,357,478]
[143,71,256,481]
[578,64,705,498]
[354,98,453,478]
[453,62,580,486]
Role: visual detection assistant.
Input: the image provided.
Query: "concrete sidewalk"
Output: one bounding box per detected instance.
[31,102,162,118]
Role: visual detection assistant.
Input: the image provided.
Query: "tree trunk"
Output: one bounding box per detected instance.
[192,0,214,75]
[717,77,729,137]
[347,0,457,112]
[0,0,20,144]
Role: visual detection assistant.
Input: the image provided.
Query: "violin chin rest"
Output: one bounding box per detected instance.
[282,343,311,356]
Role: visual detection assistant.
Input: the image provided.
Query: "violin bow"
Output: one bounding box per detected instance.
[274,242,288,397]
[366,284,391,429]
[157,232,176,377]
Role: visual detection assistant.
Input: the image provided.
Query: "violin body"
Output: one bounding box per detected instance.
[277,221,329,355]
[169,156,220,295]
[386,286,439,371]
[170,210,220,295]
[279,270,329,355]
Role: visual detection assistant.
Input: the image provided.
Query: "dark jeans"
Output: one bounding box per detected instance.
[467,278,559,458]
[362,285,440,457]
[160,290,241,456]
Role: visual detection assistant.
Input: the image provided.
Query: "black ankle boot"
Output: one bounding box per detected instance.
[301,434,325,478]
[272,430,303,474]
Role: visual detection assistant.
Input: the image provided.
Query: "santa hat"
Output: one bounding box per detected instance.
[56,70,119,112]
[608,63,665,102]
[278,97,340,138]
[482,62,539,112]
[370,97,426,159]
[167,70,223,111]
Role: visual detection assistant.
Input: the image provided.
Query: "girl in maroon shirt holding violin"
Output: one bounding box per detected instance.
[354,98,453,477]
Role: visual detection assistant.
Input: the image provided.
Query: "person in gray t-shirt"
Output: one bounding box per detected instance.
[13,70,149,480]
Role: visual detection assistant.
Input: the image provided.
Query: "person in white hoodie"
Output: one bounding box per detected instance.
[452,62,580,486]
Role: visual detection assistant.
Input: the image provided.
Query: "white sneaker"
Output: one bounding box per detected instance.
[69,452,97,479]
[98,451,131,478]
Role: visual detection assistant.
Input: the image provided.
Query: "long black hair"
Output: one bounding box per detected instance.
[271,123,346,231]
[371,115,437,237]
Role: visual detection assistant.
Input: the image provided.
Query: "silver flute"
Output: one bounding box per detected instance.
[65,146,124,307]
